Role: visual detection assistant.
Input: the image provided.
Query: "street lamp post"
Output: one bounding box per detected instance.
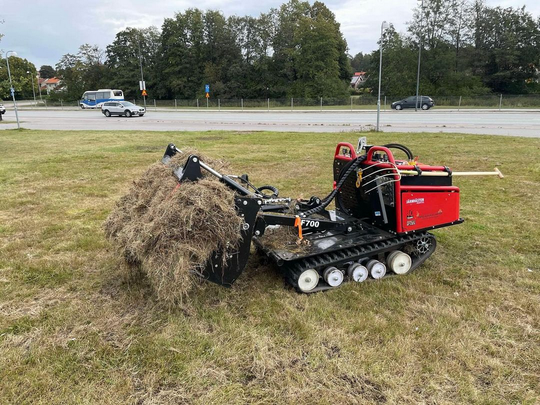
[415,0,427,111]
[376,21,389,132]
[27,70,37,106]
[37,73,43,103]
[138,40,146,109]
[6,51,20,129]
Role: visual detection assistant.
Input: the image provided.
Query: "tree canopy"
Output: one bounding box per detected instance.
[364,0,540,97]
[0,55,37,100]
[24,0,540,101]
[39,65,56,79]
[48,1,352,100]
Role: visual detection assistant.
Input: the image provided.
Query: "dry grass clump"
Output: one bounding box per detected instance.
[104,149,242,305]
[257,225,311,255]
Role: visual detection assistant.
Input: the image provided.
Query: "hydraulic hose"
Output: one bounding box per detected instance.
[301,155,366,217]
[382,143,414,160]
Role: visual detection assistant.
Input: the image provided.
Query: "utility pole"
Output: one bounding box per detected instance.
[37,72,43,103]
[138,40,146,108]
[27,71,37,105]
[377,21,389,132]
[415,0,426,112]
[6,51,20,129]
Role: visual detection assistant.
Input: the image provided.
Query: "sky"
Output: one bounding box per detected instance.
[1,0,539,70]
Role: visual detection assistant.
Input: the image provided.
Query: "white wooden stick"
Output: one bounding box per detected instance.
[398,168,504,178]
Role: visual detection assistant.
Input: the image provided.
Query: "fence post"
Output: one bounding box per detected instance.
[499,94,502,111]
[154,99,157,111]
[61,100,63,110]
[197,99,199,111]
[174,99,177,109]
[291,97,293,111]
[218,99,221,111]
[241,98,244,111]
[384,96,387,111]
[458,96,462,111]
[350,97,353,112]
[320,97,323,112]
[267,98,270,112]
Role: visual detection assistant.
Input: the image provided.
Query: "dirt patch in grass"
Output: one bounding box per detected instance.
[103,149,242,306]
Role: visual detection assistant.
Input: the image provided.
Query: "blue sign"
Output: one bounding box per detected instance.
[10,88,15,97]
[205,84,210,93]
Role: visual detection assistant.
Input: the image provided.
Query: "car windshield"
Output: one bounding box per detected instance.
[121,102,136,107]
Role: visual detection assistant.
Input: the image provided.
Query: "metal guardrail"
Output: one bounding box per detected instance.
[6,94,540,110]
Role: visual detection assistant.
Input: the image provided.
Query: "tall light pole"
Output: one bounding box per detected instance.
[6,51,20,129]
[376,21,389,132]
[415,0,427,112]
[37,72,43,103]
[138,40,146,109]
[27,70,37,106]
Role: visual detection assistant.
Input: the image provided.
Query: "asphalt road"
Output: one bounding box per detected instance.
[1,108,539,137]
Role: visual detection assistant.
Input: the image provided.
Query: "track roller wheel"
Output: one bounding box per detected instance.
[297,269,319,292]
[323,266,344,287]
[387,251,412,275]
[416,236,433,255]
[366,260,386,279]
[347,263,368,282]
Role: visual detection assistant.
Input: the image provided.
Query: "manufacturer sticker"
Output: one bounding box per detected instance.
[406,198,425,205]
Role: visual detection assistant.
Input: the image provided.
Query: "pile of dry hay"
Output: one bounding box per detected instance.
[104,149,243,305]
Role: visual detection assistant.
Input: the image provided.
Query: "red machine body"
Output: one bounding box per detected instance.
[334,142,461,235]
[400,188,460,232]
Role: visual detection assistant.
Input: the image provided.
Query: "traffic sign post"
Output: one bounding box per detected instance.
[140,81,147,108]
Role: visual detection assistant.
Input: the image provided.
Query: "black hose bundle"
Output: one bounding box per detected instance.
[300,143,412,218]
[301,155,367,217]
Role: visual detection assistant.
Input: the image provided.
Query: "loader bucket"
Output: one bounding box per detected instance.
[200,196,261,286]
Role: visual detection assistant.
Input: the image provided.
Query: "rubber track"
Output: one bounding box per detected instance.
[284,232,436,293]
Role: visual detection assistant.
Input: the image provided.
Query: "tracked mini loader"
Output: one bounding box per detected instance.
[162,138,502,293]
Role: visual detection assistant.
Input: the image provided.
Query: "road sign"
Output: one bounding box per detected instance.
[205,92,209,98]
[205,84,210,93]
[139,81,146,90]
[10,88,15,97]
[142,90,148,96]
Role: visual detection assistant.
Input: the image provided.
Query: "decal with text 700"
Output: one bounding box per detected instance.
[301,220,320,228]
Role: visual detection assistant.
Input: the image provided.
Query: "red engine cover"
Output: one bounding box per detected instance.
[401,189,460,232]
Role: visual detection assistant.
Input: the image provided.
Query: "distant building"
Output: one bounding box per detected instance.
[350,72,367,89]
[39,77,64,94]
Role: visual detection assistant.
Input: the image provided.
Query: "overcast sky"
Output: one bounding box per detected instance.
[1,0,539,69]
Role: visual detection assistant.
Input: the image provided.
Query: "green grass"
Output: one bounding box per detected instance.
[0,129,539,404]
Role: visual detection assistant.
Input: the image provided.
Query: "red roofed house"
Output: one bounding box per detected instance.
[40,77,63,94]
[350,72,367,89]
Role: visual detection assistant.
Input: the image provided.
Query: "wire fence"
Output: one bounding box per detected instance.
[7,94,540,110]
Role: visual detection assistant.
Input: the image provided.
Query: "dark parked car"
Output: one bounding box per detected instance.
[391,96,434,110]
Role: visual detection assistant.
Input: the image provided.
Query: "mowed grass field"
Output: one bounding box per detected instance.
[0,129,539,404]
